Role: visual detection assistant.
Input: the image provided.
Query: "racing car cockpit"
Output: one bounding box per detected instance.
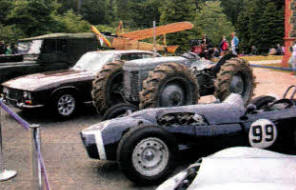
[248,85,296,113]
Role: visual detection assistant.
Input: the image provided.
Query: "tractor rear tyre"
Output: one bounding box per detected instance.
[214,58,255,104]
[139,62,199,109]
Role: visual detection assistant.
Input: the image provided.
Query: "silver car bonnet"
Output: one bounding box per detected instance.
[188,147,296,190]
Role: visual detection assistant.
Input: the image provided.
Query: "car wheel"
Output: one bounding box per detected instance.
[53,92,77,119]
[250,95,276,110]
[117,126,178,185]
[92,61,124,114]
[102,103,138,121]
[140,62,200,109]
[215,58,256,104]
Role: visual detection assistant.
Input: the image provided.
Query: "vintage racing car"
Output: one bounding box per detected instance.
[157,147,296,190]
[80,86,296,184]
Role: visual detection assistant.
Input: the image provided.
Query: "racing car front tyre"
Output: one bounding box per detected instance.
[117,126,178,185]
[215,58,256,104]
[139,62,200,109]
[91,61,124,114]
[102,103,138,121]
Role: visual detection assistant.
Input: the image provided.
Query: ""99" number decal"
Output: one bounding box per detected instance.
[249,119,277,148]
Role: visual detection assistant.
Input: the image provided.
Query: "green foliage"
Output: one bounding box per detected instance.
[114,0,161,29]
[0,0,285,54]
[220,0,243,25]
[195,1,235,46]
[0,0,13,24]
[237,0,284,53]
[159,0,196,52]
[53,10,90,33]
[6,0,58,36]
[80,0,109,25]
[259,2,284,52]
[0,24,24,43]
[95,24,117,34]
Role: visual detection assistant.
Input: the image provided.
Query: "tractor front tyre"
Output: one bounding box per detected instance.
[139,62,199,109]
[91,61,124,114]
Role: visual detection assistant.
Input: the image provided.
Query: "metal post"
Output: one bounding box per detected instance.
[153,21,157,57]
[0,105,17,182]
[31,124,42,190]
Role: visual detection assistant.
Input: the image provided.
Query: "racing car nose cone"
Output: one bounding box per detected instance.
[143,150,155,161]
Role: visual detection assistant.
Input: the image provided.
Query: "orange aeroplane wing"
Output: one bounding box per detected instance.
[119,22,193,40]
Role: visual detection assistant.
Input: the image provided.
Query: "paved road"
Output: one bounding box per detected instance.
[1,67,296,190]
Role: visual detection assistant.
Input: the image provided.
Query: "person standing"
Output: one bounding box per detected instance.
[219,36,229,56]
[289,41,296,76]
[231,32,239,55]
[5,44,12,55]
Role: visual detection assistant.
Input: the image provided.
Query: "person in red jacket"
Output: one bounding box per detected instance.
[219,36,229,56]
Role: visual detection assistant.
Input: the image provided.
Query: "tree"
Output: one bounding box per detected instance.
[53,10,90,33]
[159,0,196,52]
[0,0,13,25]
[195,1,235,46]
[236,0,284,53]
[127,0,161,28]
[80,0,109,25]
[258,2,284,52]
[6,0,59,36]
[220,0,244,26]
[0,24,24,43]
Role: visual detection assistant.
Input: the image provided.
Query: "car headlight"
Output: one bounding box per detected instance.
[23,91,32,99]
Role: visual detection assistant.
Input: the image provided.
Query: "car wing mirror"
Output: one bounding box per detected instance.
[241,104,257,120]
[246,104,257,113]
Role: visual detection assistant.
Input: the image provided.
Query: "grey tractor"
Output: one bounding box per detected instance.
[91,53,256,119]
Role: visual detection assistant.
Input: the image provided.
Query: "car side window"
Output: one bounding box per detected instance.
[56,39,67,53]
[41,39,56,53]
[121,53,142,61]
[142,53,154,58]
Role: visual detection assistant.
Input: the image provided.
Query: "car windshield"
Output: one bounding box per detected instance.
[22,40,43,61]
[19,40,43,55]
[72,52,115,73]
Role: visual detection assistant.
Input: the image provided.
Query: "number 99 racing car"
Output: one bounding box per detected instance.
[80,86,296,185]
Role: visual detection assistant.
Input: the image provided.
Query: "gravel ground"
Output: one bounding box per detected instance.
[1,67,296,190]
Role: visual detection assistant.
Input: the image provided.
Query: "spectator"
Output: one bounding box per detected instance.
[276,44,283,55]
[213,47,220,57]
[219,36,229,56]
[5,44,12,55]
[0,41,6,54]
[11,43,18,54]
[289,41,296,76]
[231,32,239,55]
[269,48,277,55]
[250,45,258,55]
[202,34,213,49]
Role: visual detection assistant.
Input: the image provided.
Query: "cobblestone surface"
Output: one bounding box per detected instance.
[1,67,296,190]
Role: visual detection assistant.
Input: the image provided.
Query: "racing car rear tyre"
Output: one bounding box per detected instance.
[139,62,200,109]
[92,61,124,114]
[214,58,255,104]
[117,126,178,185]
[250,95,276,110]
[102,103,138,121]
